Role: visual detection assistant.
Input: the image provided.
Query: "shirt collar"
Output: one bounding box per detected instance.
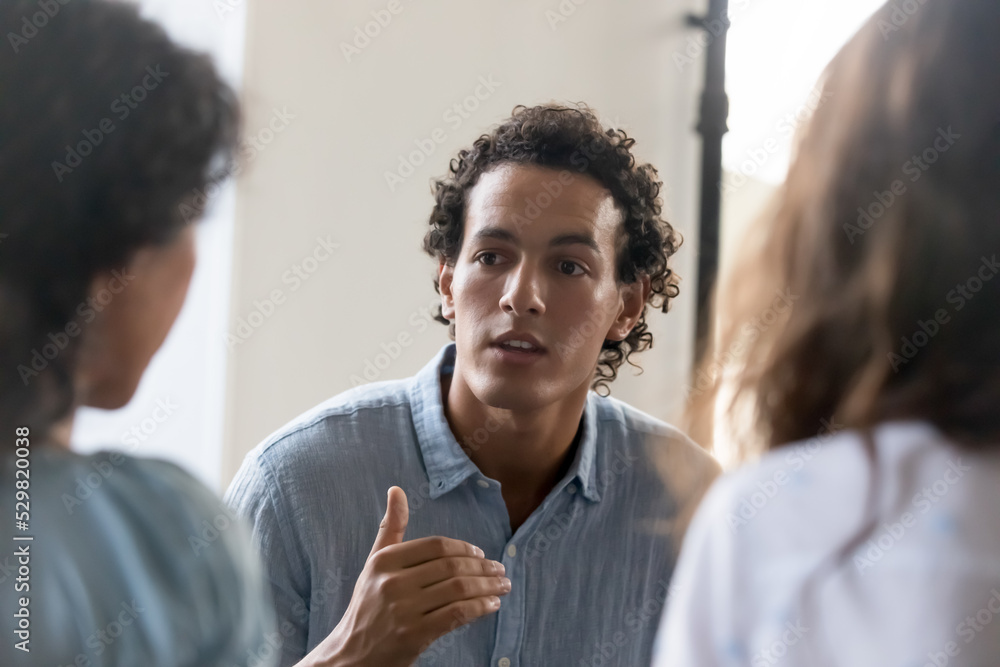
[408,343,601,502]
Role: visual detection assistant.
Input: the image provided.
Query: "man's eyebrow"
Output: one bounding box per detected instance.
[549,232,600,253]
[470,226,518,244]
[470,227,600,254]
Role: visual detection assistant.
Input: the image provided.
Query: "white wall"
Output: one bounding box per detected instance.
[223,0,708,485]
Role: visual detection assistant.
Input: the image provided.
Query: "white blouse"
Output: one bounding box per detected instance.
[653,421,1000,666]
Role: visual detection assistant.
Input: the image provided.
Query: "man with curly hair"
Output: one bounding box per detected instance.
[228,104,720,667]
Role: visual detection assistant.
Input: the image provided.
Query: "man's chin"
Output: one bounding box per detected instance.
[473,383,550,413]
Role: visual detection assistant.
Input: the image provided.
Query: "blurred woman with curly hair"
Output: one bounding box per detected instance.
[0,2,275,665]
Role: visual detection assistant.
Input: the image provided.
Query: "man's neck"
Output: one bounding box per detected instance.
[442,369,587,531]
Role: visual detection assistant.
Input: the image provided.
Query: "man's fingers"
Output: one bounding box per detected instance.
[414,575,511,614]
[373,535,485,570]
[368,486,409,558]
[418,596,503,639]
[399,556,505,590]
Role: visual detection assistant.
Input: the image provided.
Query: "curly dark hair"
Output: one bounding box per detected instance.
[0,0,240,439]
[422,104,681,392]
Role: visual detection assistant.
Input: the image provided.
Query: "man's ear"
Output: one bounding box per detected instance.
[439,263,456,320]
[607,275,651,341]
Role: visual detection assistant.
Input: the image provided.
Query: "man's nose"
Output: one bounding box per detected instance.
[498,263,546,316]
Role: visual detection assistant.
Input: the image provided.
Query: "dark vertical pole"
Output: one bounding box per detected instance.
[687,0,730,364]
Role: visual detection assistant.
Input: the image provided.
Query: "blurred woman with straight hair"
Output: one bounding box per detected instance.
[654,0,1000,664]
[0,2,274,664]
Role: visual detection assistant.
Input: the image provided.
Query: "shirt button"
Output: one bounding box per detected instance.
[477,479,490,488]
[506,544,517,558]
[499,658,511,667]
[567,484,577,494]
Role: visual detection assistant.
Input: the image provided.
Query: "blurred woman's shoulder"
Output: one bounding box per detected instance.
[715,420,1000,546]
[0,446,275,667]
[669,421,1000,664]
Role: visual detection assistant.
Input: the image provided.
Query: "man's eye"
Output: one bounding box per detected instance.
[558,260,584,276]
[477,252,500,266]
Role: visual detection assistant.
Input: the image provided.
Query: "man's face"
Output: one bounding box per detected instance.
[439,162,646,412]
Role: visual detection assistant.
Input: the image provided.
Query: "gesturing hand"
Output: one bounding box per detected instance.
[298,486,511,667]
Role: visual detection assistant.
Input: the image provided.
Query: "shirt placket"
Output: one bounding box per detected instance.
[476,475,579,667]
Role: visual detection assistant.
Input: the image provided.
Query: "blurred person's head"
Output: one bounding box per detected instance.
[694,0,1000,455]
[423,104,680,410]
[0,0,239,443]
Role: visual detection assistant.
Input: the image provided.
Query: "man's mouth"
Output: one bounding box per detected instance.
[492,332,547,356]
[497,339,543,353]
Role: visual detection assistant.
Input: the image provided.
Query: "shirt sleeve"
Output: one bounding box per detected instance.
[651,475,744,667]
[226,451,312,667]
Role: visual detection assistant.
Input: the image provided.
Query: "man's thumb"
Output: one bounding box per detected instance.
[369,486,408,557]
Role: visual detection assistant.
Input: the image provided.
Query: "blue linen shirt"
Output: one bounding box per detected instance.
[226,344,719,667]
